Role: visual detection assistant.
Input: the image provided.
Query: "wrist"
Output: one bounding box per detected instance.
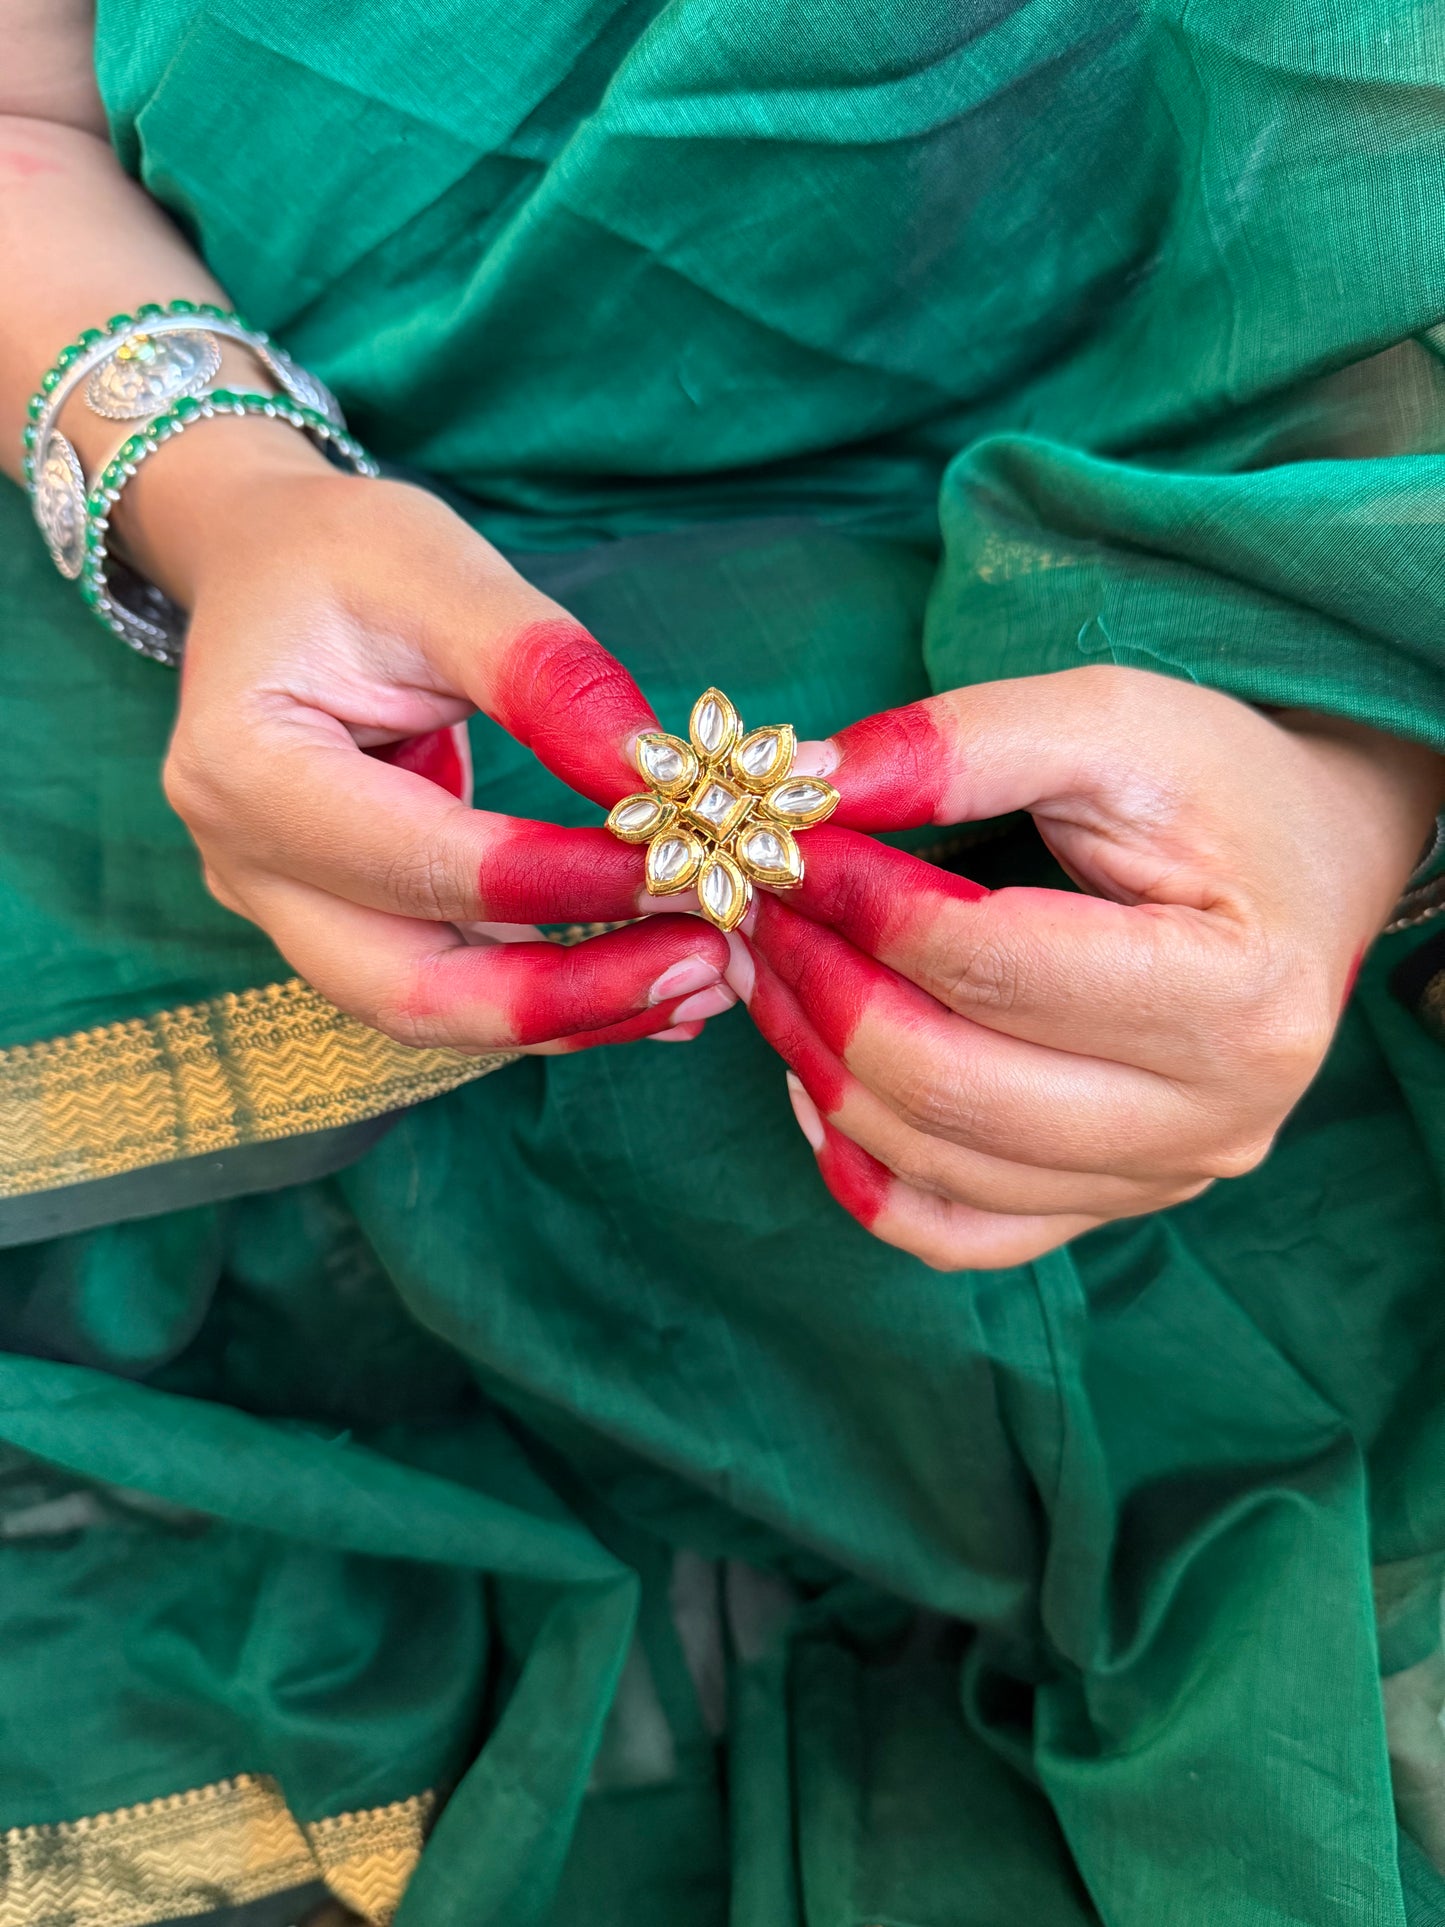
[116,411,343,605]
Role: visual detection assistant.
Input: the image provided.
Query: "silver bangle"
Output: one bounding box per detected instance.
[23,304,371,665]
[1386,813,1445,934]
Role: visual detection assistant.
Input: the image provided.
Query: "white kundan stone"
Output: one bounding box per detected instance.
[644,742,685,783]
[701,862,739,921]
[696,782,737,824]
[745,829,785,870]
[615,798,660,834]
[652,837,690,881]
[770,781,827,816]
[740,732,780,776]
[696,699,726,753]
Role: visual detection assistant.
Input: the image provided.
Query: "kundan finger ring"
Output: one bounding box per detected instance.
[606,688,839,931]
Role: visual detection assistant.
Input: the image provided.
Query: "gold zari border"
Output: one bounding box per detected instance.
[0,977,516,1197]
[0,1774,435,1927]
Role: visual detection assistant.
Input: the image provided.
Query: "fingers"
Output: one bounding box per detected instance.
[733,929,1193,1233]
[788,828,1265,1076]
[232,874,730,1051]
[801,666,1247,838]
[535,979,736,1053]
[740,938,1103,1267]
[369,720,472,801]
[785,1076,1102,1270]
[747,896,1226,1181]
[173,709,650,927]
[418,547,659,805]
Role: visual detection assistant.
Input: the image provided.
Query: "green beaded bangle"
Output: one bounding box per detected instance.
[80,387,378,666]
[20,298,255,485]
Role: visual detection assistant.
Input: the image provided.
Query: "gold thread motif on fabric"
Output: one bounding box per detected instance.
[0,1774,434,1927]
[0,977,516,1197]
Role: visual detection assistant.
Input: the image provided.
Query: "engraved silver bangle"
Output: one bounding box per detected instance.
[26,306,345,582]
[23,304,371,665]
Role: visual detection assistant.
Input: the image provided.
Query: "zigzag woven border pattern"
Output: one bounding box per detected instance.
[0,1774,435,1927]
[0,978,516,1197]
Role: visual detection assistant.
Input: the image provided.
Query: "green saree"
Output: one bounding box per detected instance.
[4,2,1445,1923]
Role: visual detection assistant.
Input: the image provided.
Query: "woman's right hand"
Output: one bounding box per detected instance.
[136,426,732,1053]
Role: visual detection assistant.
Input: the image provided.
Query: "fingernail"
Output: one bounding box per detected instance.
[647,1022,703,1043]
[785,1070,826,1151]
[791,739,839,779]
[670,983,737,1024]
[638,889,701,916]
[648,956,721,1005]
[724,931,755,1003]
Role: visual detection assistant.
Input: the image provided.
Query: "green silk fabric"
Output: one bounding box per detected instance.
[3,2,1445,1923]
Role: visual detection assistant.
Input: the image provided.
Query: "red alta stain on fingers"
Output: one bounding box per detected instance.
[746,949,849,1113]
[815,1120,892,1229]
[1341,943,1366,1011]
[371,724,469,799]
[745,936,888,1227]
[553,1004,701,1052]
[829,701,952,831]
[491,619,658,807]
[791,826,987,951]
[749,894,894,1063]
[478,820,646,924]
[500,918,728,1046]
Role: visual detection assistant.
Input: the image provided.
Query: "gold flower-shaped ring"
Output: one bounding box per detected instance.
[606,688,840,931]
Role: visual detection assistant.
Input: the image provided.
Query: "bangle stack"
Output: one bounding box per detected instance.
[21,299,376,666]
[1386,814,1445,934]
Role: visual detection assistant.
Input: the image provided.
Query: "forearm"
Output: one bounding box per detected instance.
[0,115,229,481]
[0,88,331,602]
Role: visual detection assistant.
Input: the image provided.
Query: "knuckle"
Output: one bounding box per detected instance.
[1230,942,1335,1087]
[200,864,246,917]
[367,995,442,1050]
[890,1065,961,1137]
[884,1135,943,1196]
[934,932,1025,1018]
[381,840,470,921]
[1198,1133,1276,1181]
[367,960,448,1049]
[161,742,208,823]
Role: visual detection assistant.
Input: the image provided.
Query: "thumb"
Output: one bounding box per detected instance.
[798,666,1160,832]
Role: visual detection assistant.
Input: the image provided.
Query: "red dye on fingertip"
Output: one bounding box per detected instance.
[491,618,658,806]
[828,701,952,831]
[745,943,850,1114]
[749,895,888,1062]
[792,826,987,953]
[371,723,469,800]
[558,1004,701,1052]
[816,1122,891,1228]
[479,820,645,924]
[504,917,728,1045]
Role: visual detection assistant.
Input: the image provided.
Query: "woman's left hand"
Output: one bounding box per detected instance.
[727,666,1445,1269]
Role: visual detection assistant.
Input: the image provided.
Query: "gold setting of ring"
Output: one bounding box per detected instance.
[606,688,840,931]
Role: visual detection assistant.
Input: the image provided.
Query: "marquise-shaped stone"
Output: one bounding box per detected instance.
[636,732,698,797]
[760,776,840,828]
[607,793,674,843]
[689,687,742,761]
[645,830,704,895]
[731,723,796,792]
[697,851,751,932]
[736,822,803,888]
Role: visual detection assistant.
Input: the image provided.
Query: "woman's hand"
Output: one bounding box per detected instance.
[729,665,1445,1268]
[145,429,728,1054]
